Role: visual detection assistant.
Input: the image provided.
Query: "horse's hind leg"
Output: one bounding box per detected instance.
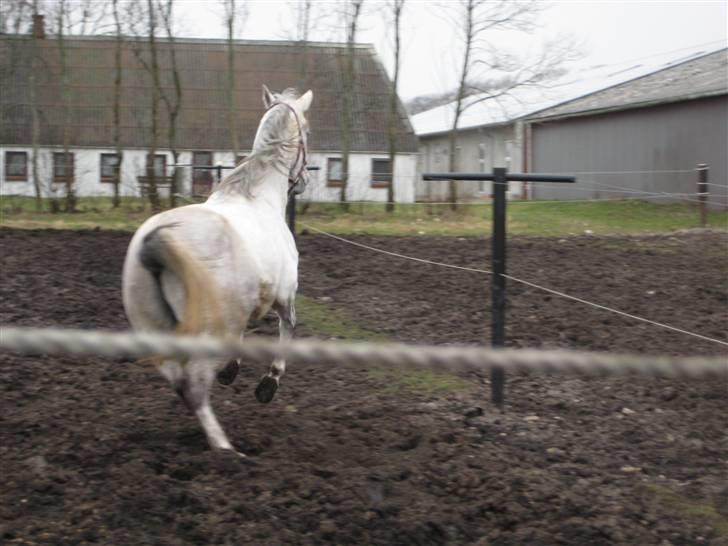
[181,359,238,453]
[255,298,295,403]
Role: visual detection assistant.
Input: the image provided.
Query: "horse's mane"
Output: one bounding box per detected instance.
[211,88,300,198]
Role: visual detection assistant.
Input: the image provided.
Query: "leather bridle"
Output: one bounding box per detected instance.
[265,101,308,196]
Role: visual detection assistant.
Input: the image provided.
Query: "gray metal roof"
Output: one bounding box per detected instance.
[0,35,418,153]
[527,48,728,121]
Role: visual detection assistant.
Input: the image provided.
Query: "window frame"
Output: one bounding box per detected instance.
[100,153,120,183]
[4,151,28,182]
[370,158,391,189]
[145,153,167,179]
[326,157,343,187]
[53,152,75,184]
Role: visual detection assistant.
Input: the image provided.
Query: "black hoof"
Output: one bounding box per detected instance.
[217,360,240,386]
[255,375,278,403]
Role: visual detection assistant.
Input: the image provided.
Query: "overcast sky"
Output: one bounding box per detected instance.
[171,0,727,100]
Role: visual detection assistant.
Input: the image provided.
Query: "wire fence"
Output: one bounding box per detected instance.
[300,223,728,348]
[1,327,725,379]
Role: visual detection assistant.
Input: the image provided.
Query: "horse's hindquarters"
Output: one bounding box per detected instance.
[122,205,258,337]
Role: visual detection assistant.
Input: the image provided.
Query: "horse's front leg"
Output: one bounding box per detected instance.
[255,298,295,403]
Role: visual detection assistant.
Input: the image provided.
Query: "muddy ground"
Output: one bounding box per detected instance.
[1,227,727,546]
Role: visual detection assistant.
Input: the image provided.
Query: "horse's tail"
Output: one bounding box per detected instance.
[139,224,224,336]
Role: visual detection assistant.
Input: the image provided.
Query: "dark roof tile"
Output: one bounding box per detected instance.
[0,36,418,153]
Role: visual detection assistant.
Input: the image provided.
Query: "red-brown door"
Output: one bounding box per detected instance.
[192,151,213,196]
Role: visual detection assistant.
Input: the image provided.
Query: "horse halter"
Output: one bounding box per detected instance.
[265,101,308,196]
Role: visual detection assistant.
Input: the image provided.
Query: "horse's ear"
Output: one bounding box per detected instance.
[298,90,313,112]
[262,84,275,108]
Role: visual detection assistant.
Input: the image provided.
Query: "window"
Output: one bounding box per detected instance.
[100,153,120,182]
[146,154,167,178]
[53,152,74,183]
[327,157,342,187]
[5,151,28,181]
[371,158,391,188]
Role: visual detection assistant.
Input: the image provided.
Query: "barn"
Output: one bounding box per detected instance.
[412,47,728,206]
[524,48,728,206]
[0,23,418,202]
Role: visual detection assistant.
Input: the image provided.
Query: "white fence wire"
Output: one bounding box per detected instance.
[300,223,728,348]
[1,327,725,379]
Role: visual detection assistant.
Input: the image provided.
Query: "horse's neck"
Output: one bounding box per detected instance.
[208,167,288,214]
[253,170,289,213]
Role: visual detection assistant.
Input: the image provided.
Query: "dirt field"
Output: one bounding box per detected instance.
[1,227,727,545]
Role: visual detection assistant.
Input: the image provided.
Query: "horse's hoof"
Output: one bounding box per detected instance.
[217,360,240,385]
[255,375,278,403]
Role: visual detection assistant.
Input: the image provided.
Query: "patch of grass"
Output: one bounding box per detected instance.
[295,294,384,341]
[644,483,728,536]
[367,367,469,395]
[2,196,727,236]
[298,200,728,237]
[295,294,467,394]
[0,196,155,231]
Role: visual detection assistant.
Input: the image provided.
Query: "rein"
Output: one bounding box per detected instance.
[265,101,308,196]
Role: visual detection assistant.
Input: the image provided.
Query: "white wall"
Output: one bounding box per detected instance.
[300,152,417,203]
[0,146,173,198]
[1,146,417,203]
[416,123,524,201]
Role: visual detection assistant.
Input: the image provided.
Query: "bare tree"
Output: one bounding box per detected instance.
[158,0,182,208]
[0,0,32,35]
[111,0,123,208]
[443,0,575,209]
[29,3,44,210]
[337,0,364,209]
[124,0,163,211]
[290,0,317,88]
[144,0,163,211]
[52,0,76,212]
[221,0,245,160]
[2,0,46,209]
[385,0,404,212]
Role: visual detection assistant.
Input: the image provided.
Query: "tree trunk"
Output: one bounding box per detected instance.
[145,0,161,211]
[161,0,182,208]
[447,0,474,212]
[29,1,42,210]
[386,0,404,213]
[339,0,363,211]
[226,1,238,159]
[57,0,76,212]
[112,0,123,208]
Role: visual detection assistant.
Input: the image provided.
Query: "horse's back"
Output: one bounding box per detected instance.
[203,198,299,295]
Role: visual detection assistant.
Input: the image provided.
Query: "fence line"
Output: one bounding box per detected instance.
[524,169,696,176]
[300,223,728,348]
[299,194,725,207]
[1,327,725,378]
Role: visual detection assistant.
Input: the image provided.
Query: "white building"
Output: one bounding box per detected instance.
[410,47,724,202]
[1,26,418,203]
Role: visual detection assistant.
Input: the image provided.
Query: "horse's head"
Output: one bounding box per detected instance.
[259,85,313,196]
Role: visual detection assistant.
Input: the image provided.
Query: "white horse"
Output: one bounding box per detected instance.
[122,86,312,455]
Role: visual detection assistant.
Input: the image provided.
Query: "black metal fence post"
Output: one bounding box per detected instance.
[491,167,507,408]
[697,163,709,227]
[422,169,576,408]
